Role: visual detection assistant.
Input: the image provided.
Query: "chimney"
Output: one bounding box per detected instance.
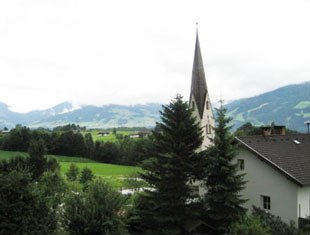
[305,120,310,134]
[261,125,286,136]
[261,126,272,137]
[272,125,286,135]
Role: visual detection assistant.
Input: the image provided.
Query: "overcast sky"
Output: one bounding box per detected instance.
[0,0,309,113]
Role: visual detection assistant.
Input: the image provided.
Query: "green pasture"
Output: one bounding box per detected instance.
[0,150,142,188]
[0,150,28,160]
[83,130,134,142]
[61,162,141,188]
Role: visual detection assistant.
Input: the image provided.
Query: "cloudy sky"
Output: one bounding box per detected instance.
[0,0,309,112]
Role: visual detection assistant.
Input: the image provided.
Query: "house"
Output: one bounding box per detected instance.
[235,127,310,225]
[98,131,110,137]
[0,129,10,133]
[129,133,140,139]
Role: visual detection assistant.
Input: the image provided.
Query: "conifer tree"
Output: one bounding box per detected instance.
[136,95,204,235]
[79,167,95,185]
[65,163,80,181]
[204,102,247,234]
[28,139,47,180]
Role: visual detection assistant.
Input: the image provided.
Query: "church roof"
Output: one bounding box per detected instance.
[190,32,208,119]
[235,134,310,186]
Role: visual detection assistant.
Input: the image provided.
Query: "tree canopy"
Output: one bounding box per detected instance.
[203,102,247,234]
[133,95,204,235]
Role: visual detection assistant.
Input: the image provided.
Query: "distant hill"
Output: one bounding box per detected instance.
[225,82,310,132]
[0,82,309,131]
[0,102,162,129]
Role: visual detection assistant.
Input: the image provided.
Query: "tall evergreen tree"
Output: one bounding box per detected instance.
[136,95,204,235]
[204,102,247,234]
[84,133,94,158]
[28,139,48,180]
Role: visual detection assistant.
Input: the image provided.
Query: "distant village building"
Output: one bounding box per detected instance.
[98,131,110,137]
[0,128,10,133]
[129,134,140,139]
[129,131,151,139]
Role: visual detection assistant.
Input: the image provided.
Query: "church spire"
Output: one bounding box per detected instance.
[190,27,208,119]
[189,26,214,149]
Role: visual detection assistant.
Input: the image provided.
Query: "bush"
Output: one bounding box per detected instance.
[0,170,60,234]
[79,167,94,184]
[62,179,128,235]
[252,206,298,235]
[65,163,80,181]
[231,215,271,235]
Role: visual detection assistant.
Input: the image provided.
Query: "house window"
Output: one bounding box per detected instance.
[237,159,244,170]
[261,195,271,210]
[206,101,210,110]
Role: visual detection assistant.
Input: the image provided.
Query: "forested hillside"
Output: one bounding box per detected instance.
[226,82,310,132]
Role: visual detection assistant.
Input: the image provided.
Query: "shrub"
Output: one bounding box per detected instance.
[252,206,298,235]
[62,179,128,235]
[65,163,80,181]
[79,167,94,184]
[231,215,271,235]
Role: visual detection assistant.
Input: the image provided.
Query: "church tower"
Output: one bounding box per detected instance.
[189,29,215,150]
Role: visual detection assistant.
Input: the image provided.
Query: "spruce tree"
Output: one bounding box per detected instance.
[136,95,204,235]
[204,102,247,234]
[28,139,48,180]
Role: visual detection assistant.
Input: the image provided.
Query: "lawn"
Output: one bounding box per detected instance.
[82,130,135,142]
[0,150,28,160]
[0,150,142,189]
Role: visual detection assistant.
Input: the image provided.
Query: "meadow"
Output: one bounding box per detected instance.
[0,150,142,189]
[83,130,135,142]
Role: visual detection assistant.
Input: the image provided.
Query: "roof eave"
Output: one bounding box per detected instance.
[234,136,303,187]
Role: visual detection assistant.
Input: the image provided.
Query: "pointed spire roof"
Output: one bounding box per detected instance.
[190,28,208,119]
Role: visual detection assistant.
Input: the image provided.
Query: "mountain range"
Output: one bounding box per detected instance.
[0,82,309,132]
[226,82,309,132]
[0,102,162,129]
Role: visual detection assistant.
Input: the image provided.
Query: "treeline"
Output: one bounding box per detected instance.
[0,124,153,166]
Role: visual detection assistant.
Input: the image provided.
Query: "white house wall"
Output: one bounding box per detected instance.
[237,148,298,224]
[298,186,310,218]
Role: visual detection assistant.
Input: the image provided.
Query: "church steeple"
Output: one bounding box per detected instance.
[190,29,208,119]
[189,27,215,149]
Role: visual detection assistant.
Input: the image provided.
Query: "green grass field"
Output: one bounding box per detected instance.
[83,130,135,142]
[0,150,142,189]
[0,150,28,160]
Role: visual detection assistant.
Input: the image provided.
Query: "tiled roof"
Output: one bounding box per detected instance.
[235,134,310,186]
[190,33,207,119]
